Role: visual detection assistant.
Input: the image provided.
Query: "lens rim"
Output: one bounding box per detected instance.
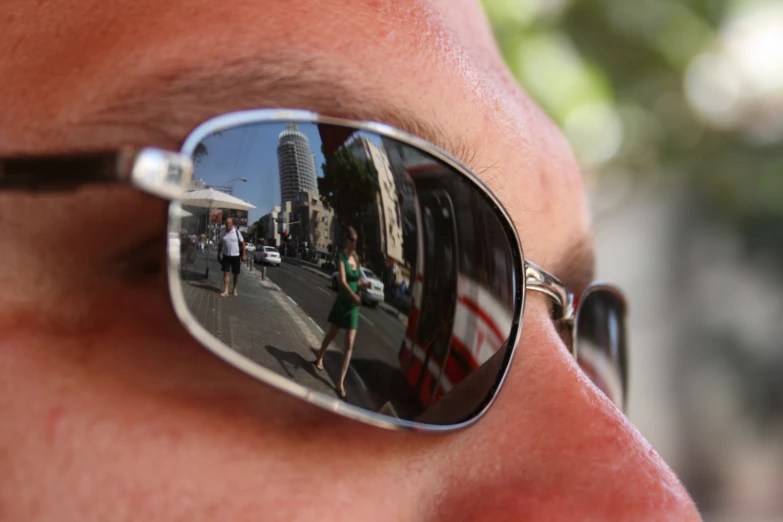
[572,283,629,411]
[168,109,526,432]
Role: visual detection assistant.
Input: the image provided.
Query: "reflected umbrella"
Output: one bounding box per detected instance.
[182,187,257,211]
[181,187,257,276]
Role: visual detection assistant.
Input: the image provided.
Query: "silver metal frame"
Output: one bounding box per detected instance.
[165,109,615,432]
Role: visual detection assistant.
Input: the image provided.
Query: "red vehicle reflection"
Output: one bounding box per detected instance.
[399,162,515,410]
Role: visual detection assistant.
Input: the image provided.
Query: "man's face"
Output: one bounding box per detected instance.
[226,218,234,231]
[0,1,700,520]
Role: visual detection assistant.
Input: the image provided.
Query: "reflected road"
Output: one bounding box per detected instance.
[265,259,407,400]
[267,260,404,364]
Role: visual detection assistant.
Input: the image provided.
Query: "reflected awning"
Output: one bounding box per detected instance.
[182,188,256,211]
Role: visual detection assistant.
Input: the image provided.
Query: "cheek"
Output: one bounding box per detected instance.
[0,281,439,522]
[0,182,433,521]
[0,187,168,318]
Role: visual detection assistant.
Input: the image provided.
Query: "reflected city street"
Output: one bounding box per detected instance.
[180,253,409,412]
[172,118,525,425]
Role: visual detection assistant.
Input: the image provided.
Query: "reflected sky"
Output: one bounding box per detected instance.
[193,123,389,223]
[194,124,326,223]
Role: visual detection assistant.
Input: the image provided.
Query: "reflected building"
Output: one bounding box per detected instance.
[348,136,405,285]
[293,191,334,259]
[264,205,282,246]
[384,138,512,307]
[382,140,516,411]
[381,136,428,289]
[277,123,318,204]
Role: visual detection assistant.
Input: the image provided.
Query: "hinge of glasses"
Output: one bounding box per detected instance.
[130,148,194,200]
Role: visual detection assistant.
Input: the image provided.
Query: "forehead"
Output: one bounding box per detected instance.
[0,0,592,287]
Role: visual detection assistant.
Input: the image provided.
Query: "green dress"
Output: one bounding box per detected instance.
[328,251,360,330]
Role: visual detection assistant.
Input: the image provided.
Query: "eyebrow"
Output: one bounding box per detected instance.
[80,55,480,169]
[81,54,592,290]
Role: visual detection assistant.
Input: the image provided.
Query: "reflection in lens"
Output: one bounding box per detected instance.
[574,287,628,409]
[172,119,520,426]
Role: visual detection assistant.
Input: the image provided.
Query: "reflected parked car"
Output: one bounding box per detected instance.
[255,246,281,266]
[331,267,384,307]
[246,243,256,253]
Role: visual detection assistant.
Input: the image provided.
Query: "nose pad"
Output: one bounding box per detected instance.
[430,296,700,521]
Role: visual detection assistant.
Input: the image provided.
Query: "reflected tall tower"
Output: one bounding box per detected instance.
[277,123,318,204]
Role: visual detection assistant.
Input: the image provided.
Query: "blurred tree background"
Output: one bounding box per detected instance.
[483,0,783,519]
[484,0,782,231]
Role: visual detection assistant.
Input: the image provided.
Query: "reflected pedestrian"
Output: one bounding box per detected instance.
[180,229,197,273]
[217,218,246,297]
[314,226,370,398]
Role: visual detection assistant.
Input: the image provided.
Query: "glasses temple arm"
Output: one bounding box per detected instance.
[0,147,193,200]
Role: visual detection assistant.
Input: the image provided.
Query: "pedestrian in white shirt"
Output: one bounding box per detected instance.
[217,218,246,297]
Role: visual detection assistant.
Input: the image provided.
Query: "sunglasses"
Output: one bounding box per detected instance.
[0,109,628,432]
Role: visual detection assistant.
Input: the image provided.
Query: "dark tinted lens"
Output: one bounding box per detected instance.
[171,120,521,426]
[574,287,628,409]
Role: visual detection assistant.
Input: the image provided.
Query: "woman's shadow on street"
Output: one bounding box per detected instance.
[264,344,335,390]
[263,345,376,409]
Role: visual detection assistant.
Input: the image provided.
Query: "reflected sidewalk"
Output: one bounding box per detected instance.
[179,254,376,410]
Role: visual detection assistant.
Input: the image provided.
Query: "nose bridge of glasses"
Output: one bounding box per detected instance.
[524,261,575,322]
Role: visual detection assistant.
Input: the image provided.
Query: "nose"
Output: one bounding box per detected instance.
[431,296,701,521]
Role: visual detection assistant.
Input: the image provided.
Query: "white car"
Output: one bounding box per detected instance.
[245,243,256,253]
[331,267,384,306]
[255,246,281,266]
[359,268,385,306]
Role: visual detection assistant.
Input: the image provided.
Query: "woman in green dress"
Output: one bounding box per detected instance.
[314,227,370,398]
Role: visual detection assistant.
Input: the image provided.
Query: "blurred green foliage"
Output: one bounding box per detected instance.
[483,0,783,229]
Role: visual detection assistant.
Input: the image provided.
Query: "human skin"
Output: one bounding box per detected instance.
[0,0,701,520]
